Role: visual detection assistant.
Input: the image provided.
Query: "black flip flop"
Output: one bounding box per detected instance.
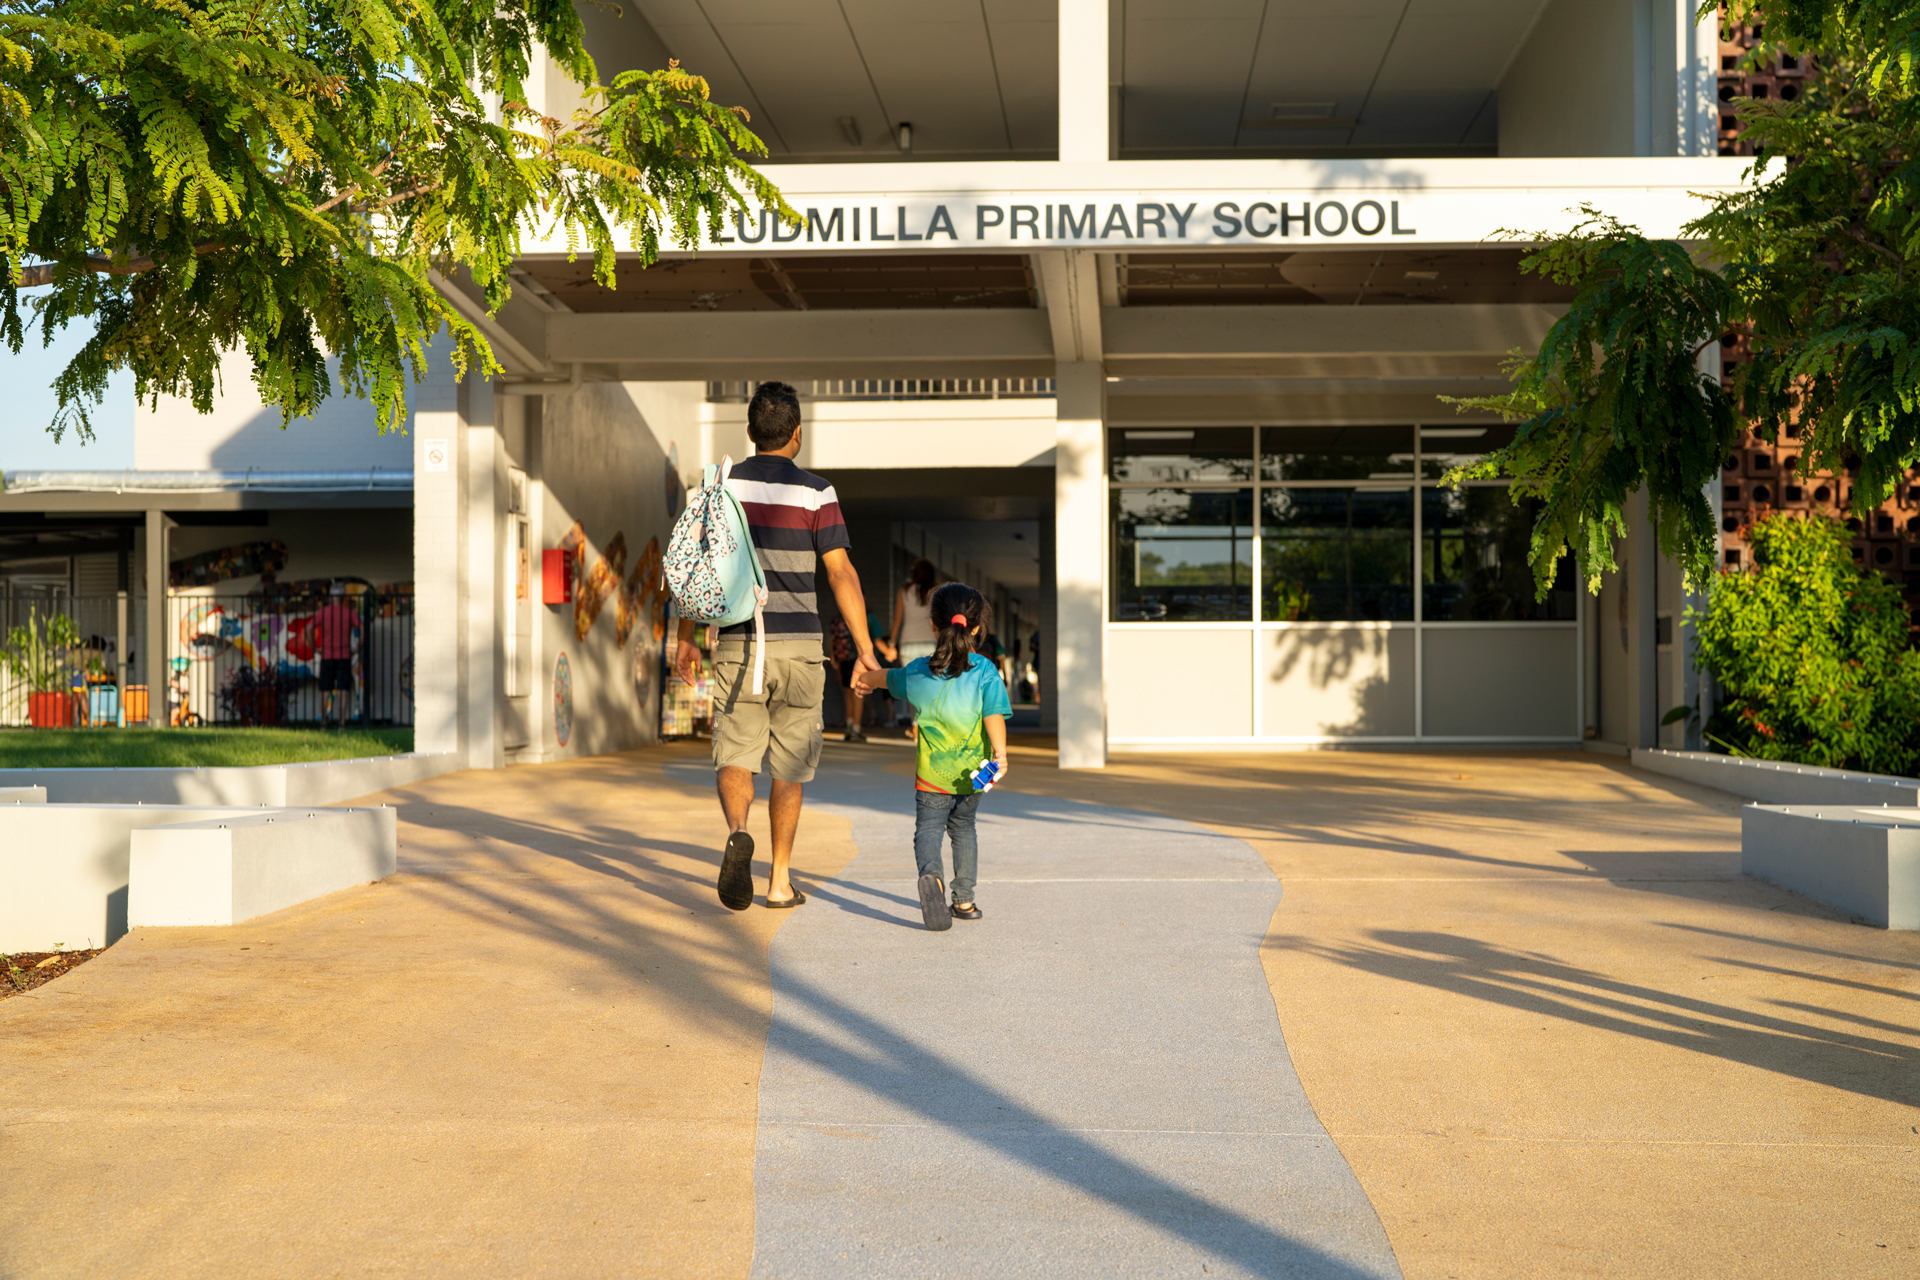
[918,873,953,931]
[765,890,807,909]
[717,831,755,911]
[950,902,983,920]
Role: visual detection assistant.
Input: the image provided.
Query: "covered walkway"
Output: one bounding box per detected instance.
[0,746,1914,1277]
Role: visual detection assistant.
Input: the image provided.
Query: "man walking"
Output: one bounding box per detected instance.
[674,382,881,909]
[313,582,360,729]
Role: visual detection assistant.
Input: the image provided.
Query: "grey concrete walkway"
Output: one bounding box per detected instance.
[670,752,1401,1279]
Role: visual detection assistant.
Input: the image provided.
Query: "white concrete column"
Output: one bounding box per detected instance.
[1054,362,1106,768]
[1058,0,1111,163]
[143,509,168,726]
[412,363,463,758]
[464,378,503,770]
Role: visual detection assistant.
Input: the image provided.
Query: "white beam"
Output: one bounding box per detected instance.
[1058,0,1110,164]
[1033,250,1104,363]
[546,309,1054,372]
[1103,304,1564,361]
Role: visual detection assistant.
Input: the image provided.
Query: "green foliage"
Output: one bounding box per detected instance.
[1448,222,1736,596]
[2,607,79,693]
[1449,1,1920,594]
[0,0,795,439]
[1692,513,1920,774]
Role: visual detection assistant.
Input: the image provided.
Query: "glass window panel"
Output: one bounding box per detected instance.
[1420,421,1518,479]
[1261,425,1414,481]
[1261,488,1415,622]
[1422,486,1578,620]
[1110,427,1253,482]
[1112,488,1253,621]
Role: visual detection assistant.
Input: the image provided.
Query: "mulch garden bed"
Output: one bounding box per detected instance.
[2,949,104,999]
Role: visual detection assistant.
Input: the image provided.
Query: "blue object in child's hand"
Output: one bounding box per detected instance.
[970,759,1002,792]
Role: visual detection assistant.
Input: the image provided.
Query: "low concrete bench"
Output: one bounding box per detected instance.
[1742,805,1920,929]
[130,807,396,928]
[1,786,47,804]
[0,804,256,952]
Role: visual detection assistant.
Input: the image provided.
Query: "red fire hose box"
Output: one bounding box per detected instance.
[542,548,573,604]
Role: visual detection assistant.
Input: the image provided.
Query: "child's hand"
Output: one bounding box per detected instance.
[853,669,887,695]
[992,752,1009,781]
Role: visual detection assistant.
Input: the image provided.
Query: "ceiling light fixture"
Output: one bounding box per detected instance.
[896,121,912,153]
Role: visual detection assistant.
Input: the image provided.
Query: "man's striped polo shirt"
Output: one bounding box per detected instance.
[720,452,851,644]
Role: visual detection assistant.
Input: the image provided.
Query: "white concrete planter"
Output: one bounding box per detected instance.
[2,802,399,951]
[130,808,397,928]
[0,751,458,807]
[1632,748,1920,807]
[1742,805,1920,930]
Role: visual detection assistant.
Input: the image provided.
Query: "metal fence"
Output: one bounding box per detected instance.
[169,591,414,727]
[0,590,414,728]
[0,591,145,727]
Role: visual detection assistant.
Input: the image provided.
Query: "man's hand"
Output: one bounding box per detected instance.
[674,639,702,687]
[852,660,887,696]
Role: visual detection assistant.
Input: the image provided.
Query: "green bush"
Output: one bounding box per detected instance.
[1693,514,1920,774]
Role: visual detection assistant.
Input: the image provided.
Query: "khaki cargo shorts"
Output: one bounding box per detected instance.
[710,637,829,783]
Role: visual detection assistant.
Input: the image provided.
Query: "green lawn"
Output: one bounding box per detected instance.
[0,727,414,769]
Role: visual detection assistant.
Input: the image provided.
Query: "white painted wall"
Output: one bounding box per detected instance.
[1499,0,1714,159]
[530,380,695,762]
[694,398,1058,475]
[135,346,411,471]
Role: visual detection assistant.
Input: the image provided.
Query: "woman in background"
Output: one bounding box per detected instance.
[888,558,939,733]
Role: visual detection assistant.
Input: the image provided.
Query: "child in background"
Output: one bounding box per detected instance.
[856,581,1010,931]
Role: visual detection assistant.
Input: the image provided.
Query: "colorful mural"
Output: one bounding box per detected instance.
[169,540,289,589]
[553,651,573,747]
[555,524,669,646]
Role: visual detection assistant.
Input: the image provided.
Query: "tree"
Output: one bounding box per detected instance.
[1692,512,1920,772]
[0,0,795,440]
[1453,1,1920,594]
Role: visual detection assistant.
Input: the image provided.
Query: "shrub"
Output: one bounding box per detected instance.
[2,610,81,694]
[1693,514,1920,774]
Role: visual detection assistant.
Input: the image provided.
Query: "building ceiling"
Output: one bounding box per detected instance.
[610,1,1058,161]
[589,1,1551,162]
[1122,0,1550,156]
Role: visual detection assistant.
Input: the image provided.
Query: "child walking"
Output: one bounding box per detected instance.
[856,582,1010,931]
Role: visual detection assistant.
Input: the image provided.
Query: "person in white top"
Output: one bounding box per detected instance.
[888,558,939,731]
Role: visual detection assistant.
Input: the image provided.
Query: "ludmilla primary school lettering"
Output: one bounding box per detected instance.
[707,198,1419,248]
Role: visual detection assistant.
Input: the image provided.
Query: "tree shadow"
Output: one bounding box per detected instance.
[1270,928,1920,1109]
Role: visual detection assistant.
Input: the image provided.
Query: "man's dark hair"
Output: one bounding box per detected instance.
[747,381,802,450]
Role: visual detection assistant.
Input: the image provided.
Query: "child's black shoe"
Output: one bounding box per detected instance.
[917,874,953,931]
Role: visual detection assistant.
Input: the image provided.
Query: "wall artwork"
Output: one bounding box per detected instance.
[555,523,669,645]
[553,651,573,748]
[169,540,289,589]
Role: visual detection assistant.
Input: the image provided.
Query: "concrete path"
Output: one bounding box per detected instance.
[1006,747,1920,1279]
[666,754,1401,1279]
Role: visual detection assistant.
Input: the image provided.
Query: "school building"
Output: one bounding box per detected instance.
[6,2,1828,769]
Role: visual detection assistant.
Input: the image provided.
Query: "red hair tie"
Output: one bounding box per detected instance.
[950,614,968,625]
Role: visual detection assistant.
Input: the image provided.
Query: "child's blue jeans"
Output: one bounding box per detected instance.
[913,790,982,904]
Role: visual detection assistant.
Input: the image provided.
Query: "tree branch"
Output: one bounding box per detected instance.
[312,159,394,215]
[13,242,225,288]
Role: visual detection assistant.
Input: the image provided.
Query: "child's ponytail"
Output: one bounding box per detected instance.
[929,582,991,678]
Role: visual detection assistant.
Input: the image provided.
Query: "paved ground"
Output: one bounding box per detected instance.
[0,748,858,1278]
[687,754,1398,1279]
[1,742,1916,1278]
[1005,746,1920,1279]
